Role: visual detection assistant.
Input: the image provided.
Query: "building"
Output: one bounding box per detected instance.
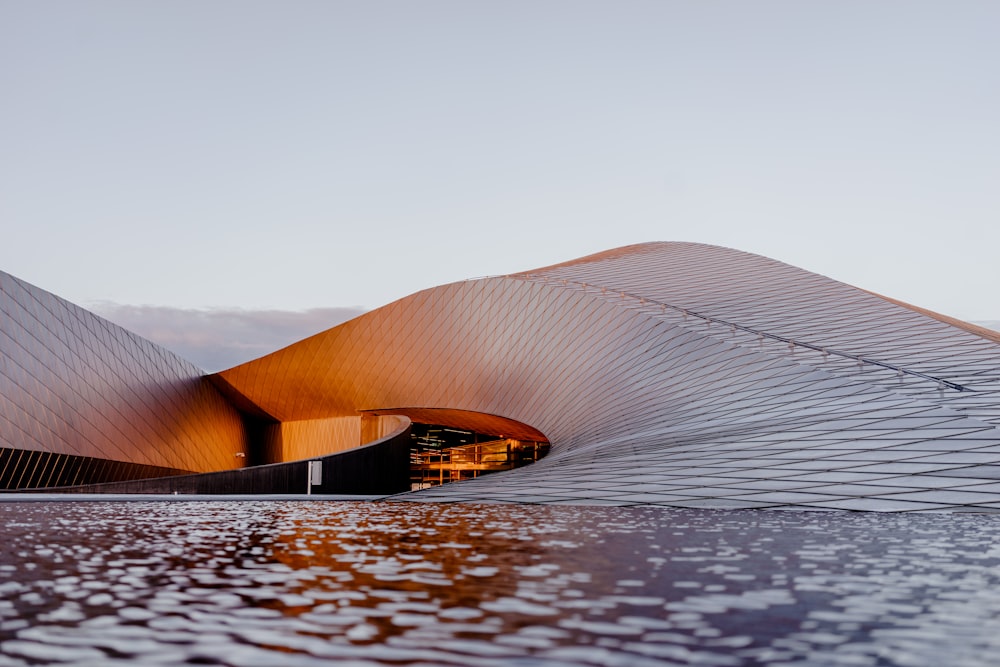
[3,243,1000,510]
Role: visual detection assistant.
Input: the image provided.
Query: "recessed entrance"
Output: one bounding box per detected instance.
[361,407,551,491]
[409,423,549,490]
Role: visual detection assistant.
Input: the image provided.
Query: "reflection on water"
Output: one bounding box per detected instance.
[1,502,999,666]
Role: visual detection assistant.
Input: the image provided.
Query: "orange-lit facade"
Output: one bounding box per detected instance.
[3,243,1000,510]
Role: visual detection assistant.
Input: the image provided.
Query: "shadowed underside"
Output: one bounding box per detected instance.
[3,242,1000,510]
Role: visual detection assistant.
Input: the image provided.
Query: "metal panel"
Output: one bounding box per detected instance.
[4,242,1000,510]
[217,242,1000,511]
[0,270,249,483]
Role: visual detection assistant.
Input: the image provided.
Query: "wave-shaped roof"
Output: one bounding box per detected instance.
[217,242,1000,511]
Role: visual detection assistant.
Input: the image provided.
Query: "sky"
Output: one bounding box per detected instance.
[2,1,998,370]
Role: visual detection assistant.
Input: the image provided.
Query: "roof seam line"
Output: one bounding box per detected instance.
[511,273,971,393]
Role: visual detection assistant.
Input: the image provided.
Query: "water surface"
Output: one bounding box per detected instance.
[1,501,999,666]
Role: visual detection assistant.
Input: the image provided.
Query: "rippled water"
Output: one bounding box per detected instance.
[1,501,999,666]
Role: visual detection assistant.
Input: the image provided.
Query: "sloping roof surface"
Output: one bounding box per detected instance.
[1,270,247,478]
[219,242,1000,511]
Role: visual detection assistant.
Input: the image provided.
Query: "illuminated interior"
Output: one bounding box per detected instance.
[408,423,549,490]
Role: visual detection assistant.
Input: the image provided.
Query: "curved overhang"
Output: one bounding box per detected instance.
[214,241,1000,511]
[361,408,547,443]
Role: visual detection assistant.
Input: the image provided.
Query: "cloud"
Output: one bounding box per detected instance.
[91,303,366,372]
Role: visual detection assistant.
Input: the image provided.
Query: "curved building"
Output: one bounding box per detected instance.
[4,243,1000,511]
[0,269,248,487]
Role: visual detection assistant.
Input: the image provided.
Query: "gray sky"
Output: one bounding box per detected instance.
[3,1,998,336]
[90,303,366,371]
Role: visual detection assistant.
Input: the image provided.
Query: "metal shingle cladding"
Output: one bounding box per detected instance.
[0,270,248,486]
[220,242,1000,511]
[3,241,1000,510]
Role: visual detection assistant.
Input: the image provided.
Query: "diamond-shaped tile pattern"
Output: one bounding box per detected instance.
[4,242,1000,510]
[1,271,248,487]
[219,242,1000,511]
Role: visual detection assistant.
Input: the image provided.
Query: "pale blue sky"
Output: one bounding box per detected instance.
[2,1,998,323]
